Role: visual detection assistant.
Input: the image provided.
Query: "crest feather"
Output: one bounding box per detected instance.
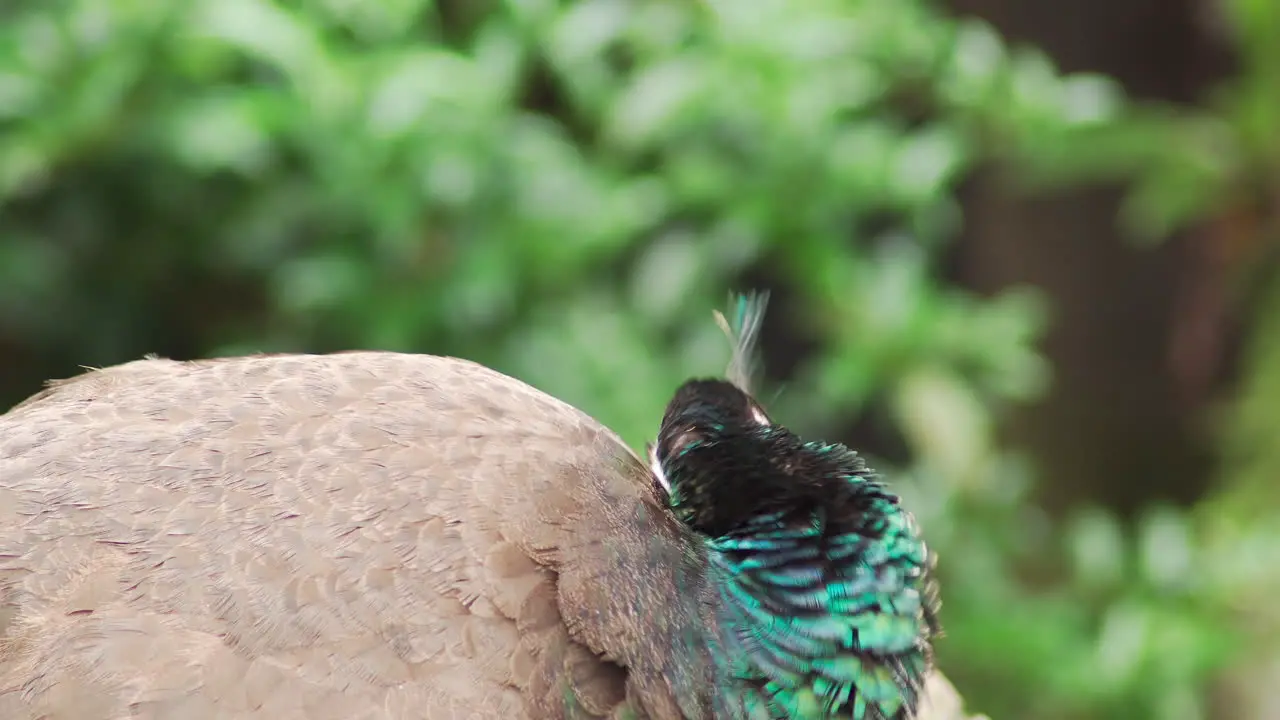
[713,291,769,396]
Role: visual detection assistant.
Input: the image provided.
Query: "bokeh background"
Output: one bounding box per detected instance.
[3,0,1279,718]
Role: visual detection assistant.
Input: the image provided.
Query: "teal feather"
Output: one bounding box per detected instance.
[650,292,939,719]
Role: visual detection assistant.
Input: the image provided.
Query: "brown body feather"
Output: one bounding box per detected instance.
[0,352,976,719]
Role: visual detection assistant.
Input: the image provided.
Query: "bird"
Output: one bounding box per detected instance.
[0,295,968,719]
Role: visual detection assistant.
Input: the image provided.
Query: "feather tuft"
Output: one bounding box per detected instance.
[713,291,770,397]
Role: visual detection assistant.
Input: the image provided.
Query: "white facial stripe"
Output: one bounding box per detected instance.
[750,405,769,425]
[647,443,671,494]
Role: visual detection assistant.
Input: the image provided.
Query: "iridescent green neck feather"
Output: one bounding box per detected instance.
[650,378,938,720]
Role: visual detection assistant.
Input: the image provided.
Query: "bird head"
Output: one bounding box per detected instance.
[644,293,938,719]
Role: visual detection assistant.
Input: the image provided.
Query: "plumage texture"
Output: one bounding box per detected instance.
[0,351,979,719]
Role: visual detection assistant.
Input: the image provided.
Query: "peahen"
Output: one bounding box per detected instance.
[0,296,978,719]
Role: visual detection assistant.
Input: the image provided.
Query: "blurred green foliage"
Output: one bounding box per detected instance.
[0,1,1274,719]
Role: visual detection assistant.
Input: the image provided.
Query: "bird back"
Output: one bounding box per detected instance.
[0,352,693,719]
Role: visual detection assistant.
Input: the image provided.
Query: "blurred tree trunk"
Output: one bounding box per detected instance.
[946,0,1230,514]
